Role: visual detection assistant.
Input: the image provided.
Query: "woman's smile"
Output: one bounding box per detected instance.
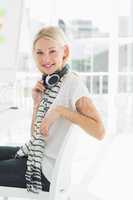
[42,63,52,68]
[41,63,55,70]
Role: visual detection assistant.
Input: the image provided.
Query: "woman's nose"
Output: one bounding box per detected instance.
[42,54,50,63]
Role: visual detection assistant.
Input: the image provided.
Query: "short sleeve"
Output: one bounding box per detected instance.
[70,76,90,111]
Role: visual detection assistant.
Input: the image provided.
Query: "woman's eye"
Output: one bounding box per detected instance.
[36,52,43,55]
[50,50,56,54]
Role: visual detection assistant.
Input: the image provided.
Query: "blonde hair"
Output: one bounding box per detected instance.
[33,26,68,49]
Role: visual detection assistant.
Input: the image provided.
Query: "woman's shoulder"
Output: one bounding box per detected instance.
[64,71,81,85]
[62,71,88,96]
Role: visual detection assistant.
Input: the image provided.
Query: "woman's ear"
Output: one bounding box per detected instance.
[63,45,69,61]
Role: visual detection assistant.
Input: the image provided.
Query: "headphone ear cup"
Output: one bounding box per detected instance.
[42,64,69,88]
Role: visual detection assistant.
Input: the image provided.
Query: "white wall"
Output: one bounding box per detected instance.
[0,0,23,81]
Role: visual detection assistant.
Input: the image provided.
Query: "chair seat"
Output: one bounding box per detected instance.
[0,186,49,200]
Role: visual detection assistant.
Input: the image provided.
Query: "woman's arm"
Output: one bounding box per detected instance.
[58,96,105,140]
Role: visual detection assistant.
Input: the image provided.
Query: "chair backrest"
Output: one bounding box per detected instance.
[0,125,78,200]
[49,125,78,200]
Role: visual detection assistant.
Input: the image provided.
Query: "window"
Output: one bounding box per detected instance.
[15,0,133,136]
[0,0,132,142]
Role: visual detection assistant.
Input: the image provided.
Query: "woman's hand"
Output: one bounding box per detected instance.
[32,80,46,108]
[40,106,63,137]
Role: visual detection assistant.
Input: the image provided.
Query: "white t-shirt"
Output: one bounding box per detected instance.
[42,71,89,182]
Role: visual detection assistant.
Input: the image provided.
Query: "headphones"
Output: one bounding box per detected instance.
[42,64,69,88]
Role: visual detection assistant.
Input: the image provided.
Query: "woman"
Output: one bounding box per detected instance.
[0,26,105,193]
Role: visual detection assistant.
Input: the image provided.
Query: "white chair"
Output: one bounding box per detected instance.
[0,125,78,200]
[0,125,114,200]
[69,133,115,200]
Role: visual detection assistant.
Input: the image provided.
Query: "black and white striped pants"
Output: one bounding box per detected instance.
[0,146,50,191]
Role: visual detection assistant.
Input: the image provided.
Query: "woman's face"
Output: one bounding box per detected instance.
[33,38,68,75]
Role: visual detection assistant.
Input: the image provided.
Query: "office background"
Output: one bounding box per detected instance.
[0,0,133,199]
